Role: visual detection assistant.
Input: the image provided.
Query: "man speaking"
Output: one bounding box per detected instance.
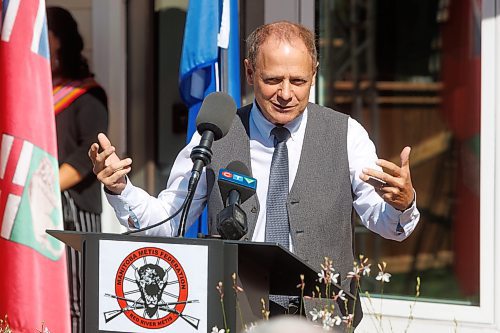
[89,21,420,324]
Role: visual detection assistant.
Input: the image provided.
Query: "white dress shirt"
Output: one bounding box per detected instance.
[106,103,420,244]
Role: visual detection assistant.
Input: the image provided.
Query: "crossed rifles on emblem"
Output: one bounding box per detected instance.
[103,293,201,329]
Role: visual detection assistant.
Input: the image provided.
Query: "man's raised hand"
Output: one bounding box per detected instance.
[360,146,415,211]
[88,133,132,194]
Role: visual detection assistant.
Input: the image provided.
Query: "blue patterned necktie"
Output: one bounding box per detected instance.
[266,126,292,310]
[265,126,291,249]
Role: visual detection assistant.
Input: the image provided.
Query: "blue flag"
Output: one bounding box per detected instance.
[179,0,241,237]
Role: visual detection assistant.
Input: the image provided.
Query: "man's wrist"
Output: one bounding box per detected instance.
[103,186,119,195]
[103,177,128,196]
[398,191,416,212]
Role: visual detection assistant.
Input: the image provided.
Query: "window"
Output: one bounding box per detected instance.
[316,0,482,306]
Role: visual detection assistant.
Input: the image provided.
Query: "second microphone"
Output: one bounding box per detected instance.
[216,161,257,240]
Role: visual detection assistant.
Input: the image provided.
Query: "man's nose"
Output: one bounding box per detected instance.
[278,81,292,101]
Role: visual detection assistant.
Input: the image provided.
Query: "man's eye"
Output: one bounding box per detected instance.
[264,78,281,84]
[291,79,307,85]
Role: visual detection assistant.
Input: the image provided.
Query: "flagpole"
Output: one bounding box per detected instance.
[220,48,228,93]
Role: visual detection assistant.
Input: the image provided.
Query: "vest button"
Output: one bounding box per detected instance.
[251,206,257,213]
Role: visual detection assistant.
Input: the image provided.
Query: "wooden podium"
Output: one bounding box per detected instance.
[48,230,338,333]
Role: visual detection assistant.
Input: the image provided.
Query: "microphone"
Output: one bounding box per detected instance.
[190,92,237,175]
[216,161,257,240]
[178,92,237,237]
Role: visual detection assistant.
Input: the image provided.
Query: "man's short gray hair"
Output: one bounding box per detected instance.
[246,21,318,71]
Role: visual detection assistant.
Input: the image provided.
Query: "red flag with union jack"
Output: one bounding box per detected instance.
[0,0,70,331]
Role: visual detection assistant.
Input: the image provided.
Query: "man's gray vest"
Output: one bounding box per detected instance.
[206,103,355,285]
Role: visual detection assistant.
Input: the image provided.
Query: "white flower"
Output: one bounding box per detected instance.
[332,272,340,284]
[318,270,327,283]
[342,314,354,324]
[347,266,361,279]
[362,264,371,276]
[324,315,342,327]
[211,326,225,333]
[322,312,332,329]
[336,289,346,301]
[245,323,257,332]
[376,272,392,283]
[322,318,333,330]
[309,308,325,322]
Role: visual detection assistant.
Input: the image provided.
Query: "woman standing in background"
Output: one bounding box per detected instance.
[47,7,108,333]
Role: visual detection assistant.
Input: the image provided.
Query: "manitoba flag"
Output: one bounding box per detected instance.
[0,0,70,332]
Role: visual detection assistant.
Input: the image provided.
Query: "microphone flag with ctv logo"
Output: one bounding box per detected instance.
[179,0,241,237]
[219,168,257,199]
[0,0,70,331]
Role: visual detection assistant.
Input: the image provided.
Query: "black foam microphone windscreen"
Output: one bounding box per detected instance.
[196,92,237,140]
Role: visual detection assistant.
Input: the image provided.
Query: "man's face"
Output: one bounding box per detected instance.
[245,37,316,125]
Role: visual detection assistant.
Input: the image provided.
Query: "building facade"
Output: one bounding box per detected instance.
[47,0,500,331]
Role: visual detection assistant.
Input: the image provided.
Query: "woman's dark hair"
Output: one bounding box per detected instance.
[47,6,91,79]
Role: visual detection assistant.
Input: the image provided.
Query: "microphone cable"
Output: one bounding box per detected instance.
[177,169,201,237]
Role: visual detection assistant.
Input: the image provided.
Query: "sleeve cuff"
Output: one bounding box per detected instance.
[384,190,419,236]
[103,186,117,195]
[104,179,136,227]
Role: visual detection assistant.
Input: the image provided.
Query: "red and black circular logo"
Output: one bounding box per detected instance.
[111,247,190,329]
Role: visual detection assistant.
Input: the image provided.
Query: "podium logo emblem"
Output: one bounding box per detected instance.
[104,247,200,329]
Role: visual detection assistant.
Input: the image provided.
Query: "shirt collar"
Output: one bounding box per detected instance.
[250,101,307,142]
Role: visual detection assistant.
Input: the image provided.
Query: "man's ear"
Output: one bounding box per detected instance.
[244,59,254,85]
[311,62,319,86]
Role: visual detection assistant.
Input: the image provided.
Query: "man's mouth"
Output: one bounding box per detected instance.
[271,103,295,111]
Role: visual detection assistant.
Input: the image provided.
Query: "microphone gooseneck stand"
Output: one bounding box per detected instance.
[177,131,214,237]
